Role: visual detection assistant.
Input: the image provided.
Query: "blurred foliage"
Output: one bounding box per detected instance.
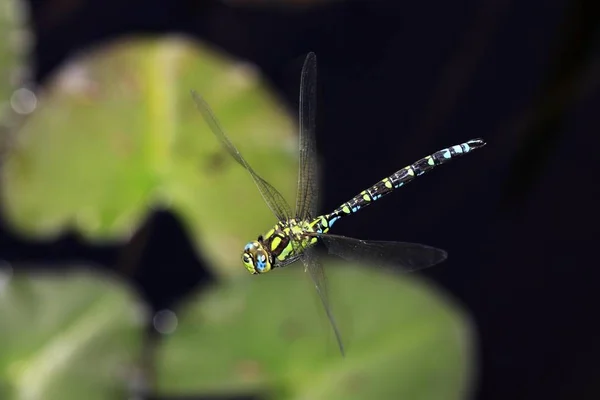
[0,265,144,400]
[0,36,298,275]
[0,261,473,400]
[0,0,33,160]
[157,261,473,400]
[0,0,30,102]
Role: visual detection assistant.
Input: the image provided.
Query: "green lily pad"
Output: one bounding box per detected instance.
[0,264,144,400]
[0,0,30,102]
[156,261,475,400]
[0,37,298,274]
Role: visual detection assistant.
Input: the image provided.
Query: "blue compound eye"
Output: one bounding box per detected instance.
[255,252,270,273]
[256,255,266,271]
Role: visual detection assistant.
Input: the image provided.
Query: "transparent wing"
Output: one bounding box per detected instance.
[317,233,448,271]
[301,247,345,356]
[295,52,320,221]
[191,90,293,222]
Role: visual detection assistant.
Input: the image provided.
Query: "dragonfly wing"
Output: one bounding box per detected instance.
[191,90,293,222]
[301,247,345,356]
[317,233,448,272]
[295,53,320,221]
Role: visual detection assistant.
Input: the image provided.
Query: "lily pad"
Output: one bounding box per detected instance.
[0,264,144,400]
[0,0,31,102]
[156,261,475,400]
[0,36,298,274]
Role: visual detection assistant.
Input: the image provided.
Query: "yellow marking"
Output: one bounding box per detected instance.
[277,242,293,261]
[383,178,393,189]
[406,167,414,176]
[264,228,275,240]
[270,236,281,251]
[320,216,328,227]
[426,156,434,166]
[310,237,318,244]
[362,193,371,201]
[342,205,351,214]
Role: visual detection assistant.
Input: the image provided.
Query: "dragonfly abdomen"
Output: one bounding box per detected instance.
[325,139,486,227]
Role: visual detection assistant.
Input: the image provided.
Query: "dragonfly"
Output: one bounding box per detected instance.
[191,52,485,356]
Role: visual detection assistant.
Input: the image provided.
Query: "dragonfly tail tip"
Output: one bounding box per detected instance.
[467,138,487,149]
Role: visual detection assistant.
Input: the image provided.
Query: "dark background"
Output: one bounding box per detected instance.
[2,0,600,399]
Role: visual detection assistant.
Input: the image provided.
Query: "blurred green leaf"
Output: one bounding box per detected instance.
[156,261,474,400]
[0,0,30,101]
[0,265,144,400]
[0,36,298,274]
[0,0,33,159]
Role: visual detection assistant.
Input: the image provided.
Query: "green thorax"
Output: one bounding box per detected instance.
[260,215,332,267]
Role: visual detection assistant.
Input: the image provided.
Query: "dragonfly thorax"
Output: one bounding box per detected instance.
[242,217,328,275]
[242,240,272,274]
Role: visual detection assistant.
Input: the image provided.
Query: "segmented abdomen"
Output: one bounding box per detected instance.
[325,138,485,226]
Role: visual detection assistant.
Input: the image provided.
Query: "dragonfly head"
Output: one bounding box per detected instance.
[242,240,272,274]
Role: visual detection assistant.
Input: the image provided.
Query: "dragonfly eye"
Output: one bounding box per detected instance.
[242,249,256,274]
[254,249,271,274]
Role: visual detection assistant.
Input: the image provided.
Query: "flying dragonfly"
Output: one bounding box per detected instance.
[191,52,486,356]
